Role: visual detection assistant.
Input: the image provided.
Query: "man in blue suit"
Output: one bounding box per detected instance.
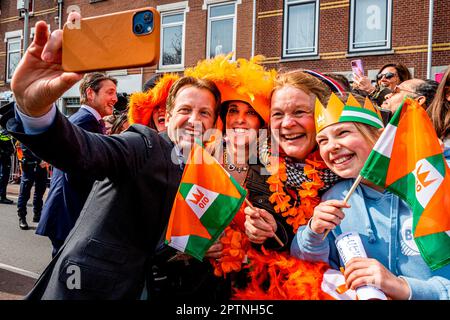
[36,72,118,256]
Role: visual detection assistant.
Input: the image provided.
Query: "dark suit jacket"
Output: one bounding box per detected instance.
[6,108,182,299]
[36,108,105,243]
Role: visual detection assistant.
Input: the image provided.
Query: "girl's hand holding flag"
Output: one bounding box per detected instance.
[310,200,349,235]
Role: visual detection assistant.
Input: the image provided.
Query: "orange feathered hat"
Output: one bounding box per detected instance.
[128,73,180,126]
[184,54,276,125]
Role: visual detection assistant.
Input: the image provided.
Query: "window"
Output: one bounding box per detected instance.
[18,0,34,16]
[207,2,237,59]
[161,13,184,68]
[158,2,189,70]
[283,0,319,58]
[5,31,22,82]
[349,0,392,52]
[63,97,81,117]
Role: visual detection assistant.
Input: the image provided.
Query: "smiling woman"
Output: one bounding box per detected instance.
[352,63,412,108]
[231,70,345,299]
[265,70,341,233]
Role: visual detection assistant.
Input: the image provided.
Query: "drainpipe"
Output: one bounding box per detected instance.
[22,2,30,51]
[426,0,434,79]
[58,0,63,29]
[251,0,256,58]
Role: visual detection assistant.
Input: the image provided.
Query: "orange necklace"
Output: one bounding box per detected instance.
[210,201,250,278]
[210,162,250,278]
[266,150,327,233]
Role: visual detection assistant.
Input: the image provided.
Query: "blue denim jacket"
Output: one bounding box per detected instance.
[444,138,450,166]
[291,180,450,300]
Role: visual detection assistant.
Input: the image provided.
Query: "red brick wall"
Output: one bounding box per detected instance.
[2,0,449,93]
[257,0,450,79]
[0,0,60,90]
[0,0,254,91]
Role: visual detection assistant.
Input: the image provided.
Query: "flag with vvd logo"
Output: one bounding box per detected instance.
[165,142,247,261]
[360,98,450,270]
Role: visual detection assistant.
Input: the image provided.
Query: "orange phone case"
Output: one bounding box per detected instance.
[62,7,160,72]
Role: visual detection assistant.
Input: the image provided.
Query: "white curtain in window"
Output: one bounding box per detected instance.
[210,19,233,58]
[287,3,315,54]
[354,0,387,48]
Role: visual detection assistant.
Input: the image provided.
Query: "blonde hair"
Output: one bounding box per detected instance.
[272,70,331,110]
[353,122,381,147]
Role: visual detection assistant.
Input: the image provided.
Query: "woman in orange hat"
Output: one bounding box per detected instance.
[143,55,278,301]
[127,73,179,132]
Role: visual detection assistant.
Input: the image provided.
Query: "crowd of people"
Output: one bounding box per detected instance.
[0,17,449,301]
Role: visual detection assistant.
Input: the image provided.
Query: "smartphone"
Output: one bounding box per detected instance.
[351,59,364,76]
[62,7,160,72]
[435,72,444,83]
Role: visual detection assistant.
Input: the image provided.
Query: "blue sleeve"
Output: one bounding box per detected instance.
[290,222,330,263]
[401,275,450,300]
[15,104,57,135]
[290,183,349,268]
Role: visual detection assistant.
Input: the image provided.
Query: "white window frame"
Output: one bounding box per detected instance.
[349,0,392,53]
[282,0,319,58]
[4,30,23,83]
[157,1,189,71]
[206,1,238,60]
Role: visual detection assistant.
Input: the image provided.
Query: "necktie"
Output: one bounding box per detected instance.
[99,119,106,134]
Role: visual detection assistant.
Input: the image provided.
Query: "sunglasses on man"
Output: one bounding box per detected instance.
[377,72,397,80]
[392,85,417,96]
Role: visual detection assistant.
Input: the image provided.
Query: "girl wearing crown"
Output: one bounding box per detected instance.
[291,93,450,299]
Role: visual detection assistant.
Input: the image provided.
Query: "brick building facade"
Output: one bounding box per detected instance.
[1,0,449,111]
[257,0,450,80]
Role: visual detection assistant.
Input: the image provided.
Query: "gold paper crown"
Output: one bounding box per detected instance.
[315,93,384,133]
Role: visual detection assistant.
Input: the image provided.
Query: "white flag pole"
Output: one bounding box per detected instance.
[321,175,363,241]
[245,198,284,246]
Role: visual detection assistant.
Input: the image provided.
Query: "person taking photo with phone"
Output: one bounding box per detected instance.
[352,63,412,107]
[1,17,222,300]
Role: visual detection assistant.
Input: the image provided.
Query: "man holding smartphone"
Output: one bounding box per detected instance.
[1,20,222,300]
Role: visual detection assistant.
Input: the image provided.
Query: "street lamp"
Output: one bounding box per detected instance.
[17,0,30,51]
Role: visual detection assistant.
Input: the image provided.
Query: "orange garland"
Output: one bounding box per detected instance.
[211,150,328,280]
[266,150,327,233]
[210,203,250,277]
